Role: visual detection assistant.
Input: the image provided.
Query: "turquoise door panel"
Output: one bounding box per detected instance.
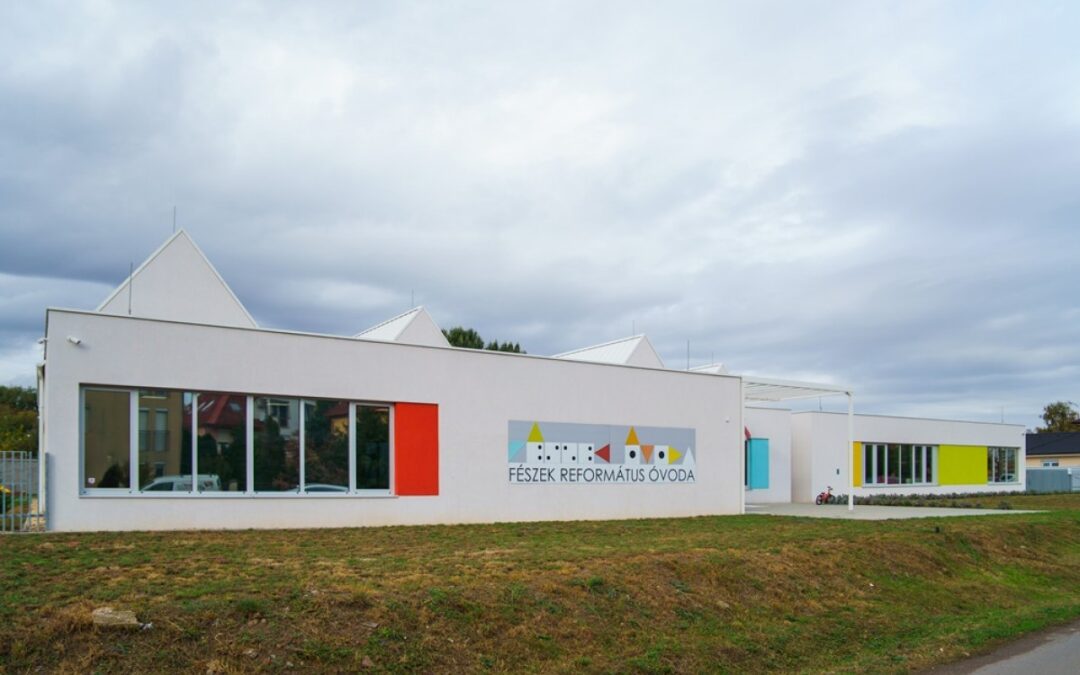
[748,438,770,489]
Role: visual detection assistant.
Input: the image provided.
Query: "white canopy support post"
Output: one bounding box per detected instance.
[847,391,855,511]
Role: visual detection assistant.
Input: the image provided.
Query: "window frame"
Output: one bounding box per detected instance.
[80,386,137,494]
[862,442,938,487]
[987,446,1019,484]
[80,385,396,498]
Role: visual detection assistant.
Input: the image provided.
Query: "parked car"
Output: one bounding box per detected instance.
[142,474,222,492]
[302,483,349,493]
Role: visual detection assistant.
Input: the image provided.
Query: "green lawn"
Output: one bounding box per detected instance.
[2,495,1079,673]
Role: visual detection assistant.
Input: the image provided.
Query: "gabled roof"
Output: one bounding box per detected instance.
[690,363,728,375]
[1026,432,1080,456]
[187,393,248,429]
[96,229,257,328]
[553,334,665,368]
[354,306,450,348]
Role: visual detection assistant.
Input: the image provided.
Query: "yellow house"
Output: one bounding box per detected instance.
[1026,432,1080,468]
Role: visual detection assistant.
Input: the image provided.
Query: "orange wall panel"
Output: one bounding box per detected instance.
[394,403,439,496]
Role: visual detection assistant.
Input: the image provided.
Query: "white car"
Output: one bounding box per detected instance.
[142,474,222,492]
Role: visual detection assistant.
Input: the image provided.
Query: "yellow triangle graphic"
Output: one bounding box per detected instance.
[527,422,544,443]
[668,448,682,465]
[626,427,639,445]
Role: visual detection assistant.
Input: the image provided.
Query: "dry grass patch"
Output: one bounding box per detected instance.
[0,509,1078,673]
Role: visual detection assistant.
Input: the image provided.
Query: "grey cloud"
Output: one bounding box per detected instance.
[0,2,1077,429]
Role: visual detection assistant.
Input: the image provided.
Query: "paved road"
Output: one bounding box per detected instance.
[928,620,1080,674]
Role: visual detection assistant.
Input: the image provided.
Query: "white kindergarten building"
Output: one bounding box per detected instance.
[35,231,1024,531]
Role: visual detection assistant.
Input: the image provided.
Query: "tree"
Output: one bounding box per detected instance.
[1037,401,1080,433]
[442,327,485,349]
[442,327,525,353]
[0,385,37,454]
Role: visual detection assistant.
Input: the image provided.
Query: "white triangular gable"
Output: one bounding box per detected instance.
[626,336,665,369]
[553,334,665,368]
[354,307,449,348]
[97,230,257,328]
[690,363,728,375]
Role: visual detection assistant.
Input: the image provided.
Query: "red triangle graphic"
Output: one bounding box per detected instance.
[595,444,611,463]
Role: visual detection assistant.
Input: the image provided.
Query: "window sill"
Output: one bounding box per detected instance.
[80,491,397,499]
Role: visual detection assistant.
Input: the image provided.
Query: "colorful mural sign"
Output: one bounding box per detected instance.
[508,420,696,484]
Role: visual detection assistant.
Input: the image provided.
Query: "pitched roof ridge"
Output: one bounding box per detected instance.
[552,334,646,358]
[354,306,423,339]
[94,229,257,327]
[95,229,187,312]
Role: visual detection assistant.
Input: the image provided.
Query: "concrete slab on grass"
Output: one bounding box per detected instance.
[746,503,1039,520]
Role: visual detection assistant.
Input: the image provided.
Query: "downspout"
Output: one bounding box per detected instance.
[36,361,46,527]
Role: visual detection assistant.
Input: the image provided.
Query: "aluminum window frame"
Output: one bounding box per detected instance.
[80,386,137,495]
[987,446,1020,484]
[862,442,938,487]
[79,385,396,498]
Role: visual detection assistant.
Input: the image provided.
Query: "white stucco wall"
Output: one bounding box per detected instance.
[44,309,743,532]
[743,406,791,503]
[790,413,814,503]
[791,411,1027,502]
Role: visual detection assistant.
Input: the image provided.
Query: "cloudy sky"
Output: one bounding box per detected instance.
[1,1,1078,428]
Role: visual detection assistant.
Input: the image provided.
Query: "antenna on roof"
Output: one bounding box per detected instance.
[411,289,415,308]
[686,339,690,371]
[632,320,635,335]
[172,206,177,234]
[127,262,134,315]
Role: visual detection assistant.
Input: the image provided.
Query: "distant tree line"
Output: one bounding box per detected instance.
[441,327,524,353]
[1038,401,1080,433]
[0,385,37,454]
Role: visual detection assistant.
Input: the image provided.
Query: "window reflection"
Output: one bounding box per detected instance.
[356,405,390,490]
[254,397,300,492]
[194,393,248,492]
[83,387,394,495]
[863,443,936,486]
[138,390,191,492]
[83,389,131,489]
[304,400,350,492]
[988,447,1017,483]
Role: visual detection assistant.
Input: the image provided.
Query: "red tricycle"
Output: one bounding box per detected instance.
[815,485,835,505]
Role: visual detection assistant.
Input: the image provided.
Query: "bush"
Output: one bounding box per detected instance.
[0,485,13,515]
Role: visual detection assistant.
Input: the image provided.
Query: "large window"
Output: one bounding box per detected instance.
[988,447,1018,483]
[83,389,131,489]
[304,400,350,492]
[254,397,301,492]
[863,444,936,486]
[195,392,248,492]
[81,386,394,496]
[138,390,193,492]
[356,405,390,490]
